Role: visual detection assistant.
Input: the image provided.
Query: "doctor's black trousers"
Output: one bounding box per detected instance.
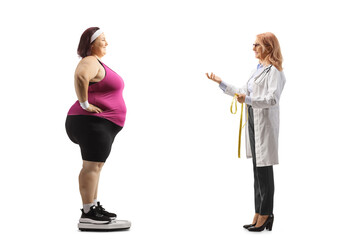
[247,105,274,215]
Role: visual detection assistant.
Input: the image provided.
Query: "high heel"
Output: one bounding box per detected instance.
[248,214,274,232]
[266,220,273,231]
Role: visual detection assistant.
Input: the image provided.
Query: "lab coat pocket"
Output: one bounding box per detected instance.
[262,108,278,128]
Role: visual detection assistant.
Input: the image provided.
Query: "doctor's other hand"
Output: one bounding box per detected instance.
[85,104,103,113]
[206,72,222,84]
[236,94,246,104]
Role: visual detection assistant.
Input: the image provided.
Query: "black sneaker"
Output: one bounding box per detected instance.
[79,205,111,224]
[95,202,117,220]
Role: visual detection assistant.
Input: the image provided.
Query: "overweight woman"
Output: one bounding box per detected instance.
[206,32,286,232]
[65,27,127,224]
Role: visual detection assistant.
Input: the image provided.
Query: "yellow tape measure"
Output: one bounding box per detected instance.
[230,94,248,158]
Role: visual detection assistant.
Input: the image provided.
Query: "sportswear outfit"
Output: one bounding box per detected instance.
[65,59,126,162]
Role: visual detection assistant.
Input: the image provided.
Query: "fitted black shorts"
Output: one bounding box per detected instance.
[65,115,123,162]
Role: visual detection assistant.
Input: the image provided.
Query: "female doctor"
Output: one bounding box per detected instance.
[206,32,285,232]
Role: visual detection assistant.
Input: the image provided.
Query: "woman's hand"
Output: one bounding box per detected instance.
[236,94,246,103]
[85,104,103,113]
[206,72,222,84]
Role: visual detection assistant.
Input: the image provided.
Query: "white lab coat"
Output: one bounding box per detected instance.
[223,65,286,166]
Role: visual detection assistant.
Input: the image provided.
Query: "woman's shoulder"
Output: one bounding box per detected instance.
[270,65,285,74]
[79,55,99,65]
[266,65,281,77]
[76,56,100,70]
[269,65,286,82]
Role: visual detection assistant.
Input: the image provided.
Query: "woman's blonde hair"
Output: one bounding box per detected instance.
[257,32,283,71]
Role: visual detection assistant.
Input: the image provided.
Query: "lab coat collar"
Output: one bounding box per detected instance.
[264,64,272,71]
[253,64,272,80]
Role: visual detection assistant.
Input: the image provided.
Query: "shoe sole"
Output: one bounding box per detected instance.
[78,220,131,231]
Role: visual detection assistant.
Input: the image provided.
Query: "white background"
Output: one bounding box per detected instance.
[1,0,341,239]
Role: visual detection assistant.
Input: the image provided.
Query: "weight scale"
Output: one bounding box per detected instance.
[78,219,131,231]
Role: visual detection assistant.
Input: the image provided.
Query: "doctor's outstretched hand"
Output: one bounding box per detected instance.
[206,72,222,84]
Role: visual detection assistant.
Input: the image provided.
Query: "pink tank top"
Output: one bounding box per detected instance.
[67,60,127,127]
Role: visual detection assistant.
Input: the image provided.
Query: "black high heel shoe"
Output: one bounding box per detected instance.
[243,223,256,229]
[248,214,274,232]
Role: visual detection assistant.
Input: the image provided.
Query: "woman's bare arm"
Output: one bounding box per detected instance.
[74,56,103,113]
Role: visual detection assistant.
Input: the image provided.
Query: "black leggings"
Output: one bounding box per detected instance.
[65,115,122,162]
[248,105,274,215]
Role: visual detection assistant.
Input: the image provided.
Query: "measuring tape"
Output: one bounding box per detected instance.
[230,94,248,158]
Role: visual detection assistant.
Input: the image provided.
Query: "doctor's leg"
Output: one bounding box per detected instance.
[247,105,261,224]
[256,166,274,215]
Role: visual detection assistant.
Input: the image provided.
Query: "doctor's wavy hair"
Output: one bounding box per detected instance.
[257,32,283,71]
[77,27,100,58]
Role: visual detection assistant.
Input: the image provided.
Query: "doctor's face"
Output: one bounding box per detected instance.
[253,39,263,60]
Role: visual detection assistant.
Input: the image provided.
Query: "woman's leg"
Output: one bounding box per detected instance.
[79,160,104,205]
[256,166,274,215]
[247,105,261,223]
[247,105,275,227]
[93,162,105,201]
[253,166,274,227]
